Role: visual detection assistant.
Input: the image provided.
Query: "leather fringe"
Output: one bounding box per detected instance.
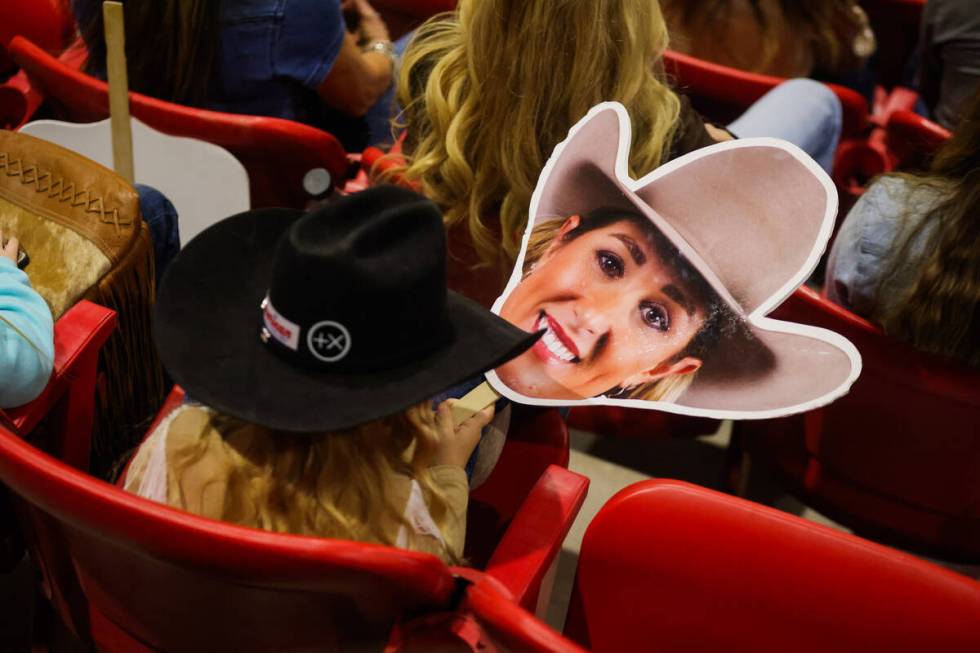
[85,225,165,479]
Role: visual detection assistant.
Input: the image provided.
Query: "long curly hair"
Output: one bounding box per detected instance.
[168,403,462,563]
[873,89,980,367]
[390,0,680,270]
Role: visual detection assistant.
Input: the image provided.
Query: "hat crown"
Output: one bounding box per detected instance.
[267,186,450,371]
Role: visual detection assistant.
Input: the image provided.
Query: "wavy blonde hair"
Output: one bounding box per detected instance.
[169,403,461,563]
[390,0,680,269]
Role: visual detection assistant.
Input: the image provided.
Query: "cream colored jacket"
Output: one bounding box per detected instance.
[124,405,469,561]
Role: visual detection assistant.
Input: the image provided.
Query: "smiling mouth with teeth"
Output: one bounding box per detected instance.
[533,311,582,364]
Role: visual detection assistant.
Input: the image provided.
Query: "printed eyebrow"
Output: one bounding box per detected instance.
[612,234,647,266]
[662,283,696,317]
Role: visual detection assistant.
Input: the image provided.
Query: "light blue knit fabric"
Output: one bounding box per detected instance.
[0,257,54,408]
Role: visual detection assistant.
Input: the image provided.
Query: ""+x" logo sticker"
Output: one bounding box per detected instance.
[307,321,352,362]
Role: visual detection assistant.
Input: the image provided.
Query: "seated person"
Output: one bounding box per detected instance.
[826,88,979,367]
[919,0,980,130]
[389,0,843,307]
[123,186,537,563]
[0,229,53,408]
[73,0,402,149]
[661,0,876,81]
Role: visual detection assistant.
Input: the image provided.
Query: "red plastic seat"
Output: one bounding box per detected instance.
[373,0,456,17]
[881,109,951,169]
[6,36,352,210]
[562,479,980,653]
[0,0,74,74]
[394,574,584,653]
[463,576,588,653]
[1,410,586,652]
[663,49,870,139]
[0,300,115,575]
[4,300,116,470]
[734,286,980,560]
[121,386,587,614]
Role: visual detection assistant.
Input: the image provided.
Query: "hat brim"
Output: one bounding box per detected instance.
[155,209,539,432]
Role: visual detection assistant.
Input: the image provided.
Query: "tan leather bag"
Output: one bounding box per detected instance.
[0,130,164,477]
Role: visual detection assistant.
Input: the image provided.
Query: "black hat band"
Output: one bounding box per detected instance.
[259,295,452,373]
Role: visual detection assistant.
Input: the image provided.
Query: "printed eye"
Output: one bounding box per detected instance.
[640,302,670,332]
[596,250,624,279]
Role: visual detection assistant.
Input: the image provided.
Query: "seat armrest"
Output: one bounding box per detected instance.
[6,301,116,435]
[483,465,589,609]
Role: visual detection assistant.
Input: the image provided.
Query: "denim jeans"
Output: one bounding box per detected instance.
[135,184,180,285]
[727,79,843,174]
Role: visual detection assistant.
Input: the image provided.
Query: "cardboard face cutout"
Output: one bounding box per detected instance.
[486,102,862,419]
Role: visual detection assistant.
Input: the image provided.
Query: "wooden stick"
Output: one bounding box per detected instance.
[103,1,135,184]
[451,381,502,425]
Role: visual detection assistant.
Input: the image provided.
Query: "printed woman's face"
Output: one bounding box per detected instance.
[497,216,706,400]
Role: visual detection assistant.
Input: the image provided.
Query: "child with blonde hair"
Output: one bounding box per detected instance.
[124,186,537,562]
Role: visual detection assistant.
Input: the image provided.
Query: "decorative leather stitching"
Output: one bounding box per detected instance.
[0,152,133,228]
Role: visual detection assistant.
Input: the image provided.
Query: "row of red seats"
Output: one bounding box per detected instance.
[3,318,978,651]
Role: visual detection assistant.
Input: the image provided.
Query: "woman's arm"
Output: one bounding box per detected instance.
[0,234,54,408]
[316,0,395,117]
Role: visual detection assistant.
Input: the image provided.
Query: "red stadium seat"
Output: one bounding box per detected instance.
[6,36,352,210]
[120,386,587,614]
[373,0,457,38]
[0,300,114,573]
[0,0,74,75]
[1,410,586,652]
[734,286,980,560]
[882,109,951,169]
[3,301,116,470]
[562,479,980,653]
[373,0,456,17]
[390,574,586,652]
[663,49,870,139]
[460,575,589,653]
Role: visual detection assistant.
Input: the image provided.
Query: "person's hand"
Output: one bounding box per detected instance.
[0,230,19,264]
[349,0,390,43]
[432,400,495,468]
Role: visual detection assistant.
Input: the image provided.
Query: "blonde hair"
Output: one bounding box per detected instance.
[520,213,719,403]
[169,403,461,563]
[390,0,680,270]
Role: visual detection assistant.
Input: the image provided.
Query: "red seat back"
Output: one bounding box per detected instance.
[565,479,980,653]
[8,36,350,210]
[0,425,458,651]
[738,287,980,559]
[663,49,869,139]
[0,0,74,73]
[883,109,951,169]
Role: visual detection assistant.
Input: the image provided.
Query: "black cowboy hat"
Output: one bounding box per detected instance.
[154,185,539,432]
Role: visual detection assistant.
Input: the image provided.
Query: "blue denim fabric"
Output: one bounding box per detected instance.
[135,185,180,286]
[73,0,350,141]
[211,0,345,122]
[727,79,843,174]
